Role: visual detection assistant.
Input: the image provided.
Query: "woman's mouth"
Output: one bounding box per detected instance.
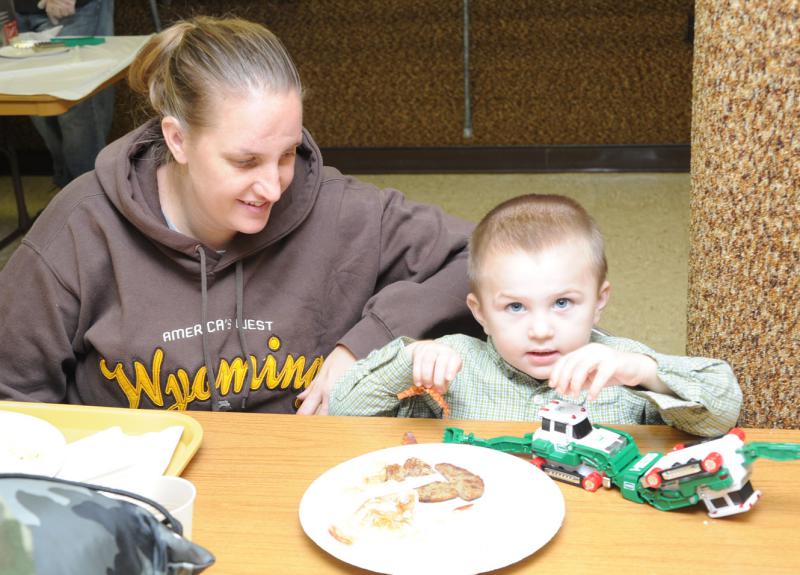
[239,199,269,213]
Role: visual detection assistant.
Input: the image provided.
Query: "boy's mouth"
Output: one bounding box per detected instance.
[526,350,560,365]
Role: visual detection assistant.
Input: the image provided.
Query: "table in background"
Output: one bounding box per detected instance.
[0,35,150,249]
[182,413,800,575]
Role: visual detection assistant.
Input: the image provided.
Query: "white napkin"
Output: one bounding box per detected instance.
[10,26,63,48]
[56,425,184,488]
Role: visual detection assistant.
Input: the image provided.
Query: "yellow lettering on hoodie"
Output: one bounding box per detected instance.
[164,368,209,410]
[252,354,323,390]
[100,339,324,409]
[217,356,250,395]
[100,348,165,408]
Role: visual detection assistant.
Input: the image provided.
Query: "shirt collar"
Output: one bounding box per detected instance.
[486,337,548,385]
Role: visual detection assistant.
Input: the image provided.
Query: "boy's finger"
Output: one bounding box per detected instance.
[588,362,616,400]
[412,350,428,387]
[419,352,436,388]
[568,358,594,398]
[432,358,449,389]
[555,354,578,395]
[548,356,564,389]
[447,354,462,381]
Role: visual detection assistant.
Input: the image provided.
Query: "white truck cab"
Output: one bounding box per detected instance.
[534,400,626,456]
[642,430,761,517]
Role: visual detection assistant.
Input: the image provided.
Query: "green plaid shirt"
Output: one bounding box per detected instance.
[329,332,742,437]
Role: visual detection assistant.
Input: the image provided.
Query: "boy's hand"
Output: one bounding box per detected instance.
[548,343,663,400]
[405,340,463,395]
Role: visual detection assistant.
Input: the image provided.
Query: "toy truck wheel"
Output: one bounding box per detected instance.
[582,472,602,492]
[644,468,662,488]
[729,428,746,441]
[530,456,546,469]
[702,452,723,473]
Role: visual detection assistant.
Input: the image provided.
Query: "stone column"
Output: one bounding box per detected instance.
[688,1,798,428]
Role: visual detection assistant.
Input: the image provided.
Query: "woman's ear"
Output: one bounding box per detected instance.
[466,292,488,334]
[161,116,189,164]
[594,280,611,324]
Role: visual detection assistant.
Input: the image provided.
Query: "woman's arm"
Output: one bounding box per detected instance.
[0,243,77,402]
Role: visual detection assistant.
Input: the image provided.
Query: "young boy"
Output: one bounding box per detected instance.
[329,194,742,437]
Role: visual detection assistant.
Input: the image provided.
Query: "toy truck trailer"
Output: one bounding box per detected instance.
[442,399,800,518]
[647,432,800,517]
[444,400,652,492]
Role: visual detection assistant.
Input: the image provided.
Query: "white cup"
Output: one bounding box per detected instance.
[125,476,197,539]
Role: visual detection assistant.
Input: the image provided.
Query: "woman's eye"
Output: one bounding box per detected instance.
[554,298,571,309]
[506,302,525,313]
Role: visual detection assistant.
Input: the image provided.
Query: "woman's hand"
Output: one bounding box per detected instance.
[38,0,77,22]
[406,340,463,395]
[296,345,356,415]
[548,343,665,400]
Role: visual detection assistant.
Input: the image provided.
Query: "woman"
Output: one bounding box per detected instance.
[0,17,478,414]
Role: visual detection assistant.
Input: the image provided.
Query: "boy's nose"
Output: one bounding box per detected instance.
[527,315,554,340]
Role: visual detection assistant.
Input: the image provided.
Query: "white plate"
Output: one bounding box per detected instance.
[0,411,67,476]
[299,443,565,575]
[0,45,69,59]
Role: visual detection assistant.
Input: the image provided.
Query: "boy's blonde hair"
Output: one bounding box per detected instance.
[128,16,303,161]
[468,194,607,291]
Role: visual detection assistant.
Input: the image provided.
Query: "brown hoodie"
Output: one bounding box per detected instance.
[0,121,479,412]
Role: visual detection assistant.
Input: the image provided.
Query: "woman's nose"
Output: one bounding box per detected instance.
[253,165,283,201]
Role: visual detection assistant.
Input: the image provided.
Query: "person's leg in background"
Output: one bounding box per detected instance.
[17,0,115,188]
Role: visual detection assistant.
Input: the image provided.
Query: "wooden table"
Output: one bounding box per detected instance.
[181,413,800,575]
[0,67,128,117]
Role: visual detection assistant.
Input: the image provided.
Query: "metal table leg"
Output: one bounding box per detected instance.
[0,143,32,250]
[149,0,162,32]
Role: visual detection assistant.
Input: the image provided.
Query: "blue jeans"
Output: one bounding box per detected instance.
[16,0,115,187]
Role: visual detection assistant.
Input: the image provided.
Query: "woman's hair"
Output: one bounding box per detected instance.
[468,194,608,291]
[128,16,302,135]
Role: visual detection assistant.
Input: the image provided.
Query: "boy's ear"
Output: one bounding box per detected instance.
[594,280,611,324]
[161,116,189,164]
[466,292,488,332]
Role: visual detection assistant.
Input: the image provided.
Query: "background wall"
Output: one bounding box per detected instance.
[6,0,694,155]
[687,0,798,429]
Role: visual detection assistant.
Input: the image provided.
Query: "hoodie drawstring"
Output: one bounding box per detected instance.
[196,246,254,412]
[235,260,254,410]
[197,246,231,412]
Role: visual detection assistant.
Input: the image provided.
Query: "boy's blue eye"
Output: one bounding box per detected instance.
[554,298,571,309]
[507,302,525,313]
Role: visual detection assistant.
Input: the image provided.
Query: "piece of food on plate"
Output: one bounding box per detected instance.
[415,480,459,503]
[402,457,436,477]
[384,463,405,482]
[434,462,485,501]
[378,457,436,483]
[329,489,418,545]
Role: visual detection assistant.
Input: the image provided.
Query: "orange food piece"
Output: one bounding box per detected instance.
[328,525,354,545]
[401,431,418,445]
[396,385,450,418]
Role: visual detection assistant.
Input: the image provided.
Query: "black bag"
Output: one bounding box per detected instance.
[0,473,215,575]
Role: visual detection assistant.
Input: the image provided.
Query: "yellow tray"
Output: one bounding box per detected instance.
[0,401,203,476]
